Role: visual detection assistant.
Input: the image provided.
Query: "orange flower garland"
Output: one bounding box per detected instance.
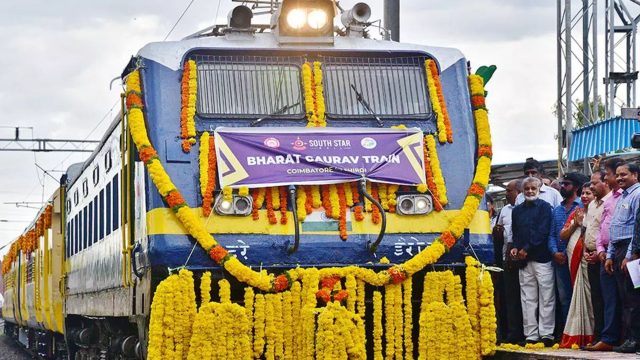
[337,184,348,240]
[180,59,197,153]
[371,184,381,225]
[351,182,365,221]
[251,189,261,220]
[425,134,448,206]
[426,59,453,143]
[266,187,277,225]
[423,139,443,212]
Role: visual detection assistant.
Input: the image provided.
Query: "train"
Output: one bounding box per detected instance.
[1,1,495,359]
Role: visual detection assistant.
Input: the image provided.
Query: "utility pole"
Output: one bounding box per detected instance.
[0,127,98,153]
[384,0,399,41]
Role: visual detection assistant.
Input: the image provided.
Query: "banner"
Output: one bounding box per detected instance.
[214,127,426,188]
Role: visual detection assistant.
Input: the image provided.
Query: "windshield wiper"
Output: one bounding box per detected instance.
[350,84,384,127]
[250,102,300,127]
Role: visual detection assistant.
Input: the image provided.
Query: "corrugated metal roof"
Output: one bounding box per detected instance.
[568,117,640,161]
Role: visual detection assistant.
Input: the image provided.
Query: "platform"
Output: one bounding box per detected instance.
[495,348,639,359]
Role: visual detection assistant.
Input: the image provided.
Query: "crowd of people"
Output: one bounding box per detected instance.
[491,157,640,354]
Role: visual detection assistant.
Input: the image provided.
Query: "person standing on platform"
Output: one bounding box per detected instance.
[495,179,524,344]
[605,162,640,353]
[549,172,589,339]
[585,156,624,352]
[511,176,555,347]
[515,158,562,208]
[581,170,609,344]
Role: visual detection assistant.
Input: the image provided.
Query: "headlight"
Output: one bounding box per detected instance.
[396,194,433,215]
[214,194,253,216]
[307,9,328,29]
[286,8,307,29]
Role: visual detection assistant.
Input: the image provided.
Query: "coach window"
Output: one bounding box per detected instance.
[82,208,88,251]
[93,198,98,244]
[112,174,119,231]
[74,214,79,255]
[82,179,89,198]
[66,200,72,214]
[106,181,112,236]
[73,190,79,206]
[105,151,112,172]
[93,166,100,186]
[88,202,93,248]
[99,189,105,240]
[66,221,71,257]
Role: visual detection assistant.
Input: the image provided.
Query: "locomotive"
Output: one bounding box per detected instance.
[2,1,494,358]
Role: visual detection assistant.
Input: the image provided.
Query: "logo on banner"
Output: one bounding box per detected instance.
[264,137,280,148]
[361,137,377,149]
[291,137,306,151]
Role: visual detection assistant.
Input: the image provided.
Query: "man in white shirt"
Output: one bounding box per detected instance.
[515,158,563,207]
[496,179,524,343]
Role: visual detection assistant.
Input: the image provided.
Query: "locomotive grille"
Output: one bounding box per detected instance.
[321,55,432,119]
[192,55,305,118]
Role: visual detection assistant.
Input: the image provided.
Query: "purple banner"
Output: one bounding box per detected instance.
[214,127,426,188]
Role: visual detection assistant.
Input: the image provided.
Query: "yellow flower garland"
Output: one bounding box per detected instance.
[200,271,211,306]
[425,59,448,144]
[253,294,266,358]
[403,277,413,358]
[384,283,397,359]
[373,290,383,360]
[219,278,231,304]
[425,134,448,206]
[480,270,497,356]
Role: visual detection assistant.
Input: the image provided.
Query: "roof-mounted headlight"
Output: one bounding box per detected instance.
[276,0,336,43]
[214,194,253,216]
[396,194,433,216]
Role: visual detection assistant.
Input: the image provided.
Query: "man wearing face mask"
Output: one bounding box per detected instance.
[511,176,555,346]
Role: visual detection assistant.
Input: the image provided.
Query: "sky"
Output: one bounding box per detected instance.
[0,0,584,249]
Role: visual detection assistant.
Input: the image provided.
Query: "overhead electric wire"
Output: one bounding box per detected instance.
[164,0,198,41]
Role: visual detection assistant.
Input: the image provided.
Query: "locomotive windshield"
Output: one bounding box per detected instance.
[195,55,304,118]
[193,53,433,121]
[322,56,432,119]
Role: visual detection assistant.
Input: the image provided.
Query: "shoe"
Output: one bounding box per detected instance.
[541,337,554,348]
[583,341,614,351]
[519,339,539,346]
[613,339,638,353]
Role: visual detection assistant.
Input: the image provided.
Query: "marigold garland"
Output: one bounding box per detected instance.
[180,60,197,153]
[373,290,384,360]
[337,184,348,240]
[371,183,381,224]
[200,271,211,306]
[265,187,277,225]
[425,134,448,206]
[296,187,308,222]
[426,59,453,143]
[403,277,413,358]
[384,283,397,359]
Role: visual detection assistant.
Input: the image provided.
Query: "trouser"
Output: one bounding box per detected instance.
[504,264,524,342]
[587,261,604,341]
[612,239,640,342]
[519,261,556,340]
[599,257,620,344]
[554,261,572,336]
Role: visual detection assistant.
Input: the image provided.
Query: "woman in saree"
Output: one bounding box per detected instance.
[559,182,595,348]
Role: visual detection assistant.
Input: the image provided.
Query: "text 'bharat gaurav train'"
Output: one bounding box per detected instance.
[2,1,497,359]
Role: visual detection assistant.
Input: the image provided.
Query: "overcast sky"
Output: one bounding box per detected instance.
[0,0,590,249]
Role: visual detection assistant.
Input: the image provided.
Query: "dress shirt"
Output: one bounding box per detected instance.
[515,184,563,208]
[496,204,514,261]
[512,199,553,263]
[597,190,620,254]
[584,196,606,251]
[607,182,640,260]
[548,199,582,254]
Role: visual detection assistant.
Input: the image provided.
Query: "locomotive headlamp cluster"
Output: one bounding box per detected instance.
[276,0,336,42]
[214,194,253,216]
[285,7,329,30]
[396,194,433,216]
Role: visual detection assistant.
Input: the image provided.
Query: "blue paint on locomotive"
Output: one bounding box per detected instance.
[138,54,494,271]
[147,232,493,269]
